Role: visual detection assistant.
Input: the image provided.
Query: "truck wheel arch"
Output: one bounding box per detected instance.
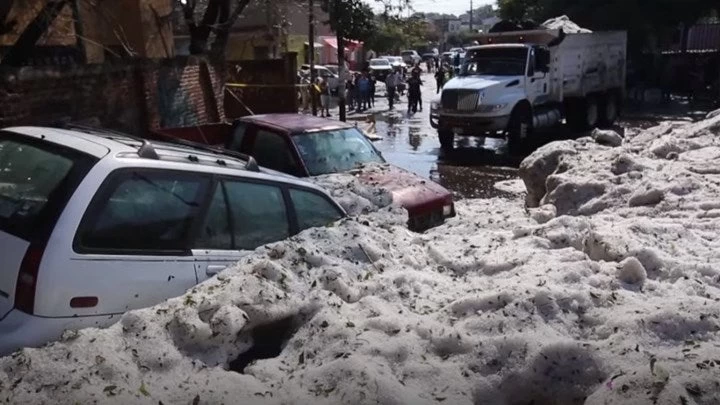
[509,100,533,126]
[507,100,533,155]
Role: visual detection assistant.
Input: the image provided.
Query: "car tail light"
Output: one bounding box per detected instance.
[15,244,45,314]
[443,196,456,218]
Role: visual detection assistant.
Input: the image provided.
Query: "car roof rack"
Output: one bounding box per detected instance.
[62,123,260,172]
[137,140,159,160]
[148,131,260,172]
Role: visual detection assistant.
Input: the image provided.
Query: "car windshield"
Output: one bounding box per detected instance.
[293,128,384,176]
[460,47,528,77]
[370,59,390,67]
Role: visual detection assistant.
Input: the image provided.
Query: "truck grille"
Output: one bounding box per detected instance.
[441,90,479,111]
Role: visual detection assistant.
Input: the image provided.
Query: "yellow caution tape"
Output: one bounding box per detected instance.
[226,83,311,89]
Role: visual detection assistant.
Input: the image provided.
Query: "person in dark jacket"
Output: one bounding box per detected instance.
[435,66,446,94]
[407,70,422,114]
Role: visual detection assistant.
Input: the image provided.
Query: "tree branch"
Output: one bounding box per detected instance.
[1,0,70,66]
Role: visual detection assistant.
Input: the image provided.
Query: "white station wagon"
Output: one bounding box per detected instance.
[0,126,346,355]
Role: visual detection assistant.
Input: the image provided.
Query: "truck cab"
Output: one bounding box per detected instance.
[431,29,627,154]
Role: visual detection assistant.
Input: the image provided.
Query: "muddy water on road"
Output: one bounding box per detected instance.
[356,73,708,199]
[371,111,519,199]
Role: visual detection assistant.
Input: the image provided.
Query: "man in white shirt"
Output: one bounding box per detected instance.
[385,70,399,109]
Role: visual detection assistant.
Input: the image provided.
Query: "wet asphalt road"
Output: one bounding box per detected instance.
[343,72,710,200]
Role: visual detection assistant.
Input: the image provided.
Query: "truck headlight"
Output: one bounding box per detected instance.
[476,91,486,107]
[443,203,454,217]
[431,101,440,111]
[477,104,507,113]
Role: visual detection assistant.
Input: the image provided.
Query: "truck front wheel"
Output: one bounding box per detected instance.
[439,130,454,151]
[507,105,532,155]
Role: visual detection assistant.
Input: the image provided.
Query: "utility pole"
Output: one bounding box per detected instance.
[469,0,473,32]
[309,0,317,115]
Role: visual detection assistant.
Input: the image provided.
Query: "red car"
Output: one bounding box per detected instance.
[152,114,455,231]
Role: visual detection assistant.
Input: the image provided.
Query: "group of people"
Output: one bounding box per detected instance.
[385,65,424,114]
[300,60,459,116]
[347,72,376,113]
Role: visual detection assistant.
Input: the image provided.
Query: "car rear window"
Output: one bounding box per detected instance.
[0,134,96,241]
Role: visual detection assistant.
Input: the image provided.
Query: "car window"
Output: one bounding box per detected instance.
[251,129,303,176]
[223,180,289,250]
[77,170,208,253]
[0,137,91,240]
[227,121,248,151]
[194,184,232,250]
[290,188,343,230]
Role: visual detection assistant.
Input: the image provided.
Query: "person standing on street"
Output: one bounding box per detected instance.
[357,72,371,112]
[369,74,376,108]
[435,65,446,94]
[319,77,331,117]
[346,74,357,111]
[385,70,399,110]
[407,70,422,114]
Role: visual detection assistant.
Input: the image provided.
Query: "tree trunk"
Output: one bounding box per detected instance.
[210,0,252,57]
[1,0,69,66]
[337,33,346,121]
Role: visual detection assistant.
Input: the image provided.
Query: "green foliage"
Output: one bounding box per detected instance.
[497,0,718,28]
[496,0,720,53]
[365,15,439,53]
[446,32,474,47]
[320,0,375,39]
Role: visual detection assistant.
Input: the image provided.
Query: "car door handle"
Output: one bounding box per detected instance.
[206,265,227,276]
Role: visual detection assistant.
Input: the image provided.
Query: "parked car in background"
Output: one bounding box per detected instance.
[368,58,393,81]
[422,53,436,62]
[323,64,353,81]
[441,51,455,64]
[401,50,421,66]
[152,114,456,232]
[0,126,346,355]
[380,56,407,72]
[300,64,337,80]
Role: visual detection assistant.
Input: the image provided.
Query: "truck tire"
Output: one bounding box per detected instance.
[507,104,532,155]
[439,130,454,151]
[567,96,599,131]
[599,93,620,128]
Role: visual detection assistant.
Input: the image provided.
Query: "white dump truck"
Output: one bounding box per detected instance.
[430,28,627,152]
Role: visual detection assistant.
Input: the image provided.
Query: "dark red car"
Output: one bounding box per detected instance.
[152,114,455,231]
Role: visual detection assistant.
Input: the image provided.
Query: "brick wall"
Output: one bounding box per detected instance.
[0,57,224,135]
[224,53,298,118]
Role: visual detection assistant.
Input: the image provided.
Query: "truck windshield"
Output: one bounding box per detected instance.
[293,128,384,176]
[460,47,528,77]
